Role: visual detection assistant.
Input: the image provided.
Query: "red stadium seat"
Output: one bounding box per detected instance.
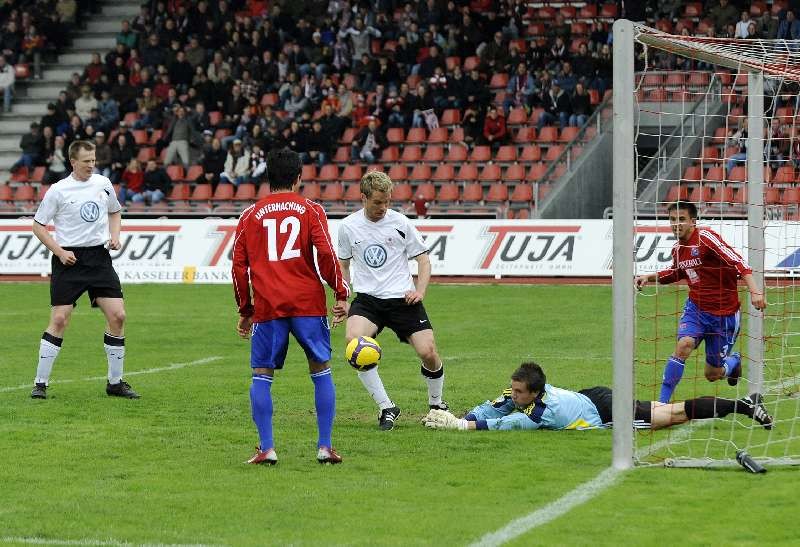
[409,164,431,181]
[469,146,491,163]
[436,183,460,202]
[406,128,426,143]
[0,185,12,201]
[423,145,444,163]
[392,183,413,201]
[317,164,339,182]
[504,164,526,182]
[495,146,517,163]
[414,183,435,201]
[388,164,408,182]
[545,145,565,162]
[302,164,317,181]
[13,184,34,202]
[510,183,533,203]
[431,164,454,182]
[527,163,549,182]
[490,73,509,89]
[190,184,212,201]
[428,127,448,143]
[401,145,422,163]
[445,145,468,163]
[440,109,461,125]
[212,184,234,201]
[461,183,484,203]
[256,183,271,199]
[519,145,542,162]
[344,183,362,202]
[338,127,358,145]
[29,166,45,184]
[321,183,344,202]
[507,108,528,126]
[341,164,363,182]
[301,182,321,200]
[537,126,558,144]
[455,163,478,182]
[166,165,184,181]
[484,183,508,203]
[333,146,350,163]
[167,183,190,201]
[479,164,502,182]
[514,127,536,144]
[380,146,399,163]
[234,183,256,201]
[387,128,405,144]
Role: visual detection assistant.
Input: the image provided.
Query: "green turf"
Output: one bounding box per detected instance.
[0,283,796,546]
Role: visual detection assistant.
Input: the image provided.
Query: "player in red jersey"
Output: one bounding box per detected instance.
[635,201,767,402]
[232,148,350,465]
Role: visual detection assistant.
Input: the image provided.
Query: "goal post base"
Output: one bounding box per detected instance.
[663,457,800,469]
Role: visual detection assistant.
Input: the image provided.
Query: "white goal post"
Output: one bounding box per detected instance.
[612,19,800,469]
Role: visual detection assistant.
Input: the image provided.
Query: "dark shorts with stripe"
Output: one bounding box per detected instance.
[51,245,123,307]
[348,292,433,342]
[578,386,652,426]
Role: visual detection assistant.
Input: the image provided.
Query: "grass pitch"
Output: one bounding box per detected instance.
[0,283,796,546]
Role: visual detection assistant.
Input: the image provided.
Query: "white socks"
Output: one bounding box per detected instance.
[421,363,445,406]
[34,332,62,385]
[357,367,394,410]
[104,332,125,384]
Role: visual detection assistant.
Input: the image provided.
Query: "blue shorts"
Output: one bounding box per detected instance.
[250,316,331,369]
[677,299,740,367]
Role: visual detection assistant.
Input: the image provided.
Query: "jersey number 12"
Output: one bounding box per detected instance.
[263,216,301,261]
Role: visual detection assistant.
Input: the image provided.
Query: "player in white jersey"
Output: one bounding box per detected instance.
[337,171,446,430]
[423,362,773,432]
[29,140,139,400]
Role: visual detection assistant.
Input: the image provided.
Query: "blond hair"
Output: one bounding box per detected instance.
[360,170,393,197]
[68,140,96,160]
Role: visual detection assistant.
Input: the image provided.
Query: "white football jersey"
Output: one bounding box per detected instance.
[338,209,428,298]
[34,173,122,247]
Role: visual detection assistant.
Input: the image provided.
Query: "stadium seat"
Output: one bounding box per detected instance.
[559,127,580,143]
[514,126,536,144]
[683,166,702,182]
[392,183,413,201]
[132,130,148,145]
[388,164,408,182]
[485,183,508,203]
[366,164,384,173]
[441,109,461,125]
[688,185,713,203]
[445,56,461,71]
[479,164,502,182]
[600,3,618,17]
[765,187,781,205]
[301,182,322,200]
[516,208,530,219]
[387,128,405,144]
[436,183,460,202]
[341,164,362,182]
[490,73,509,89]
[423,145,445,163]
[333,146,350,163]
[190,184,213,201]
[406,128,426,143]
[445,145,468,163]
[428,127,448,143]
[507,108,528,126]
[208,111,222,126]
[431,164,454,183]
[302,164,317,181]
[167,183,190,201]
[536,126,558,144]
[463,56,479,71]
[234,183,256,201]
[705,166,725,182]
[166,165,184,181]
[317,164,339,183]
[401,145,422,163]
[527,163,549,182]
[409,164,431,182]
[455,163,478,182]
[414,183,435,201]
[545,145,565,162]
[37,184,50,201]
[321,183,344,202]
[256,183,271,199]
[510,183,533,203]
[520,145,542,162]
[137,147,156,162]
[185,165,203,182]
[261,93,279,106]
[380,146,399,162]
[339,127,358,145]
[213,184,235,201]
[580,4,598,17]
[13,184,34,202]
[729,166,747,183]
[469,146,491,163]
[503,164,526,182]
[0,185,12,201]
[665,184,689,202]
[123,112,138,125]
[783,187,800,205]
[461,183,484,203]
[29,166,45,184]
[450,127,465,143]
[341,183,360,202]
[495,146,517,163]
[774,165,796,184]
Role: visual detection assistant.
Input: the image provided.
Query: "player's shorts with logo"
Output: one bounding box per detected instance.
[250,316,331,369]
[50,245,123,307]
[579,386,652,428]
[348,292,433,342]
[678,298,740,367]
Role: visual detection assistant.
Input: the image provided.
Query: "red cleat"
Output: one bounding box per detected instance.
[317,446,342,464]
[246,447,277,465]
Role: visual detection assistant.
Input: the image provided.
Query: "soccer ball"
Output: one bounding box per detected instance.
[345,336,382,371]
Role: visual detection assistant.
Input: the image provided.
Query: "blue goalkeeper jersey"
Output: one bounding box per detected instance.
[465,384,604,431]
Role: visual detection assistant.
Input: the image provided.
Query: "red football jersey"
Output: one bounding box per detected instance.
[657,227,752,315]
[232,192,349,322]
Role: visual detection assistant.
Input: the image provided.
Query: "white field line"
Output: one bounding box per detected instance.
[0,538,224,547]
[0,357,224,393]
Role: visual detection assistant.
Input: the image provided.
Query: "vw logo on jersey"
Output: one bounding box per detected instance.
[80,201,100,222]
[363,244,387,268]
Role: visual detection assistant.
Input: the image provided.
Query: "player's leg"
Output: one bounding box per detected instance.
[703,310,741,384]
[32,304,74,398]
[247,319,290,465]
[648,401,689,430]
[407,329,446,410]
[95,296,138,398]
[659,300,702,402]
[684,394,772,429]
[346,298,399,428]
[291,317,342,463]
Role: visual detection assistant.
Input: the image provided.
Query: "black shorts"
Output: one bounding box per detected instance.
[348,292,433,342]
[578,386,652,428]
[50,245,123,307]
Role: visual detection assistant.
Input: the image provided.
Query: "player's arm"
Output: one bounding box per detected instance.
[636,248,681,289]
[231,212,253,337]
[699,230,766,310]
[424,409,539,431]
[108,210,121,250]
[308,204,351,323]
[32,221,75,266]
[405,252,430,304]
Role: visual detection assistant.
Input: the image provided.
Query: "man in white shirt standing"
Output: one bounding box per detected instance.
[30,140,139,400]
[337,171,447,430]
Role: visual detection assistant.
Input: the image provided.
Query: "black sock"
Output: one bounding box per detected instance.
[684,397,737,419]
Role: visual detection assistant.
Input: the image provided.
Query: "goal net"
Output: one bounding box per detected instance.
[612,20,800,469]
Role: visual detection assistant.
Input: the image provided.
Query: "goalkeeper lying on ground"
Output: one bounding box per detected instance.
[423,362,773,431]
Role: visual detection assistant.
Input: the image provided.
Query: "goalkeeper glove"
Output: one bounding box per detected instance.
[423,409,468,430]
